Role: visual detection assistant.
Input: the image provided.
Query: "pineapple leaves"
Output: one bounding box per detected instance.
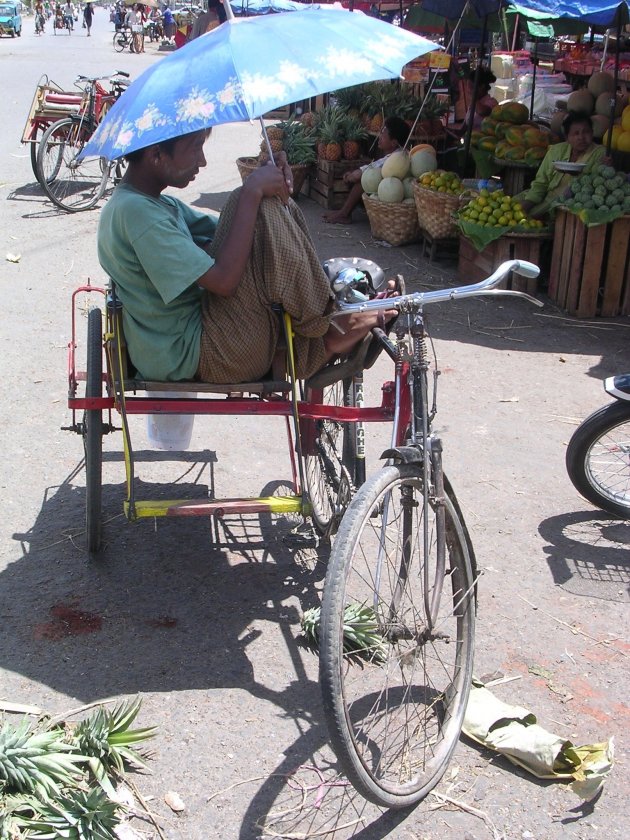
[0,697,155,839]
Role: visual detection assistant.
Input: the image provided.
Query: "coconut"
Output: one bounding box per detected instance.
[567,89,595,115]
[377,177,405,203]
[361,166,383,194]
[595,91,627,117]
[381,150,411,180]
[587,71,615,99]
[410,149,438,178]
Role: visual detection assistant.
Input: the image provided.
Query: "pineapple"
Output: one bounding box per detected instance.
[341,113,368,161]
[300,111,315,128]
[369,112,384,133]
[265,125,284,154]
[316,110,344,162]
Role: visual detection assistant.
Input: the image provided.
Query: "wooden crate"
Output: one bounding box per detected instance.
[310,158,369,210]
[457,232,548,292]
[548,210,630,318]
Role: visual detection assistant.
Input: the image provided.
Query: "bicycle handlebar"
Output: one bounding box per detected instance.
[75,71,130,85]
[332,259,542,317]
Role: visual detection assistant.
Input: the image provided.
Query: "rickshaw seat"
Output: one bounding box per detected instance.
[108,291,290,398]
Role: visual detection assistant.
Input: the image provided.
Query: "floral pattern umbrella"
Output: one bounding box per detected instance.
[81,7,440,161]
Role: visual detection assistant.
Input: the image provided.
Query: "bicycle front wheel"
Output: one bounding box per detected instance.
[303,378,355,538]
[36,117,110,213]
[320,463,476,809]
[113,31,126,51]
[566,401,630,518]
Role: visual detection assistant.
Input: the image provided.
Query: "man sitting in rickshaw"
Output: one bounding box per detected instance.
[97,130,395,385]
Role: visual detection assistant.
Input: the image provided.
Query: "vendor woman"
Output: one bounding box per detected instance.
[518,112,606,220]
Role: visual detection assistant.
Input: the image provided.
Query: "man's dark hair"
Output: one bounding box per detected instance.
[123,136,179,164]
[561,111,593,138]
[383,116,410,147]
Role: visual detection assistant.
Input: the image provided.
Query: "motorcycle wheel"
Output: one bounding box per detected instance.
[566,400,630,518]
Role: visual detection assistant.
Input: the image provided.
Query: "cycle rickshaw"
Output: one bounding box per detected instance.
[65,256,540,808]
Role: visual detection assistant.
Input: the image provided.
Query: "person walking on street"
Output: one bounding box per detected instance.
[129,3,145,53]
[83,2,93,36]
[62,0,75,30]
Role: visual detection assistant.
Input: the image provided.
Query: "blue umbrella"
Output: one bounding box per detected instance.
[82,7,441,161]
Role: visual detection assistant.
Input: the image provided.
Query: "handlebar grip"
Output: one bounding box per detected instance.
[117,71,130,78]
[512,260,540,279]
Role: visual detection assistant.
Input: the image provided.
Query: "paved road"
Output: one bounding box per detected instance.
[1,13,629,840]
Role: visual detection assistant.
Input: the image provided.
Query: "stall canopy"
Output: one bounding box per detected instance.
[505,3,589,37]
[507,1,629,28]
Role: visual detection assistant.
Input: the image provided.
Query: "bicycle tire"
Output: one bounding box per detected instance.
[84,307,104,554]
[35,124,65,186]
[30,131,44,183]
[566,401,630,518]
[319,463,476,809]
[36,117,110,213]
[113,32,126,51]
[303,378,356,538]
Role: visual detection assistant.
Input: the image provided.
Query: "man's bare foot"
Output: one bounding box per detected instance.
[323,210,353,225]
[323,279,399,358]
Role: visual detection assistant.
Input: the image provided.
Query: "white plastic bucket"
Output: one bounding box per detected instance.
[145,391,196,451]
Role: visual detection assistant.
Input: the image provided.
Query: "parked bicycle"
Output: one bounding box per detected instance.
[66,257,540,807]
[35,72,130,212]
[566,374,630,518]
[113,26,134,52]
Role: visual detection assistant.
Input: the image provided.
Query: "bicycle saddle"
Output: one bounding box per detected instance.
[323,257,387,302]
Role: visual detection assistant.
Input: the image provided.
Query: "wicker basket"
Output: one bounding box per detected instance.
[235,156,312,198]
[413,182,470,240]
[363,193,421,246]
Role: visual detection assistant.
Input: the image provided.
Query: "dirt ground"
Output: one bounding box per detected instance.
[1,18,629,840]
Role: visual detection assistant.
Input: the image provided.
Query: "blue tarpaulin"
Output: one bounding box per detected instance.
[507,1,629,27]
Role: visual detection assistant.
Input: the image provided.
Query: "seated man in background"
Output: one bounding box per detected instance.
[322,116,410,225]
[97,130,394,385]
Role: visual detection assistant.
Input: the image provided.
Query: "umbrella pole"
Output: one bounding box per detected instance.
[463,13,489,166]
[530,37,538,120]
[259,116,276,165]
[606,18,622,157]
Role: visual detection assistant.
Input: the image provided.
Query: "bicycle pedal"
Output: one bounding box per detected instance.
[283,524,319,549]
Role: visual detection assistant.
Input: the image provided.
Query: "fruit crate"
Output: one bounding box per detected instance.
[310,158,370,210]
[458,231,549,292]
[549,209,630,317]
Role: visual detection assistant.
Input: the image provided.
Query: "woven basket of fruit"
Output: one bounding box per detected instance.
[412,179,469,240]
[363,193,421,246]
[235,157,312,198]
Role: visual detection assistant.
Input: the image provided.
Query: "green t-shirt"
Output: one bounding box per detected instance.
[97,183,217,381]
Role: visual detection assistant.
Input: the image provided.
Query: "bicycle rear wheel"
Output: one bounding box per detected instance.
[319,463,476,809]
[35,125,65,186]
[303,378,355,538]
[36,117,110,213]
